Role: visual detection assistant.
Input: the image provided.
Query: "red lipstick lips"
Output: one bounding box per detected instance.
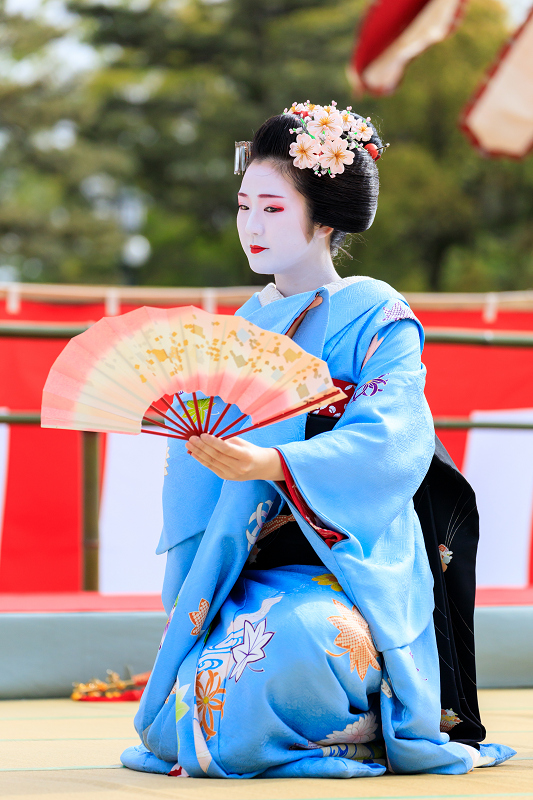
[250,245,267,254]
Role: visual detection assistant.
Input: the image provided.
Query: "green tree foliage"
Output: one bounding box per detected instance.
[69,0,367,286]
[2,0,531,291]
[0,2,128,283]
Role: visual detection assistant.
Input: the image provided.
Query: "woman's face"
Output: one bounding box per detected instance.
[237,160,316,277]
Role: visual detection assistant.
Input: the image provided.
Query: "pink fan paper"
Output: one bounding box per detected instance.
[41,306,346,441]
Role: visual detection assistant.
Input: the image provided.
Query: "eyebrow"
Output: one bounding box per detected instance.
[238,193,286,198]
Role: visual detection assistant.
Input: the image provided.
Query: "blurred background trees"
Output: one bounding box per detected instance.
[0,3,126,283]
[0,0,531,291]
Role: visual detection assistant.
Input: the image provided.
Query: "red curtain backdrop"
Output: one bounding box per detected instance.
[1,297,533,592]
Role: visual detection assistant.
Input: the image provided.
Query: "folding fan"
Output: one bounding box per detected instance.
[41,306,346,441]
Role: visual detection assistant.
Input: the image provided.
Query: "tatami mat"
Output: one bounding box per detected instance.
[0,690,531,800]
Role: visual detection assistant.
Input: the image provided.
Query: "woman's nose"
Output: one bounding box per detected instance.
[245,210,264,237]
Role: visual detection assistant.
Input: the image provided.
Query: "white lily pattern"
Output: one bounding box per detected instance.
[229,618,274,682]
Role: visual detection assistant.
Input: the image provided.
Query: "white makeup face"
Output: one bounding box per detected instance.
[236,160,316,278]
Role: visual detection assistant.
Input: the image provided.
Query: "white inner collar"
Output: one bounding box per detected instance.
[257,275,370,307]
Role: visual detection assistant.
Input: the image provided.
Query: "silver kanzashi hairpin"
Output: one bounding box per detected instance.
[234,141,252,175]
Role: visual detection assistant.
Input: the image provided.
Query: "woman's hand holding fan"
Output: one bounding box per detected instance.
[185,433,285,482]
[41,306,346,449]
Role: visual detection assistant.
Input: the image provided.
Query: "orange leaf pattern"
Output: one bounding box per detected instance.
[196,669,226,741]
[189,598,210,636]
[326,598,380,681]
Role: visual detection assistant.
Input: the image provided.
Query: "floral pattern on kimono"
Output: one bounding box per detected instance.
[326,599,381,680]
[196,670,225,740]
[189,599,210,636]
[316,712,379,745]
[312,573,343,591]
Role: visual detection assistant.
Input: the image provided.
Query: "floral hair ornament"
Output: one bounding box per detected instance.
[284,101,390,177]
[234,141,252,175]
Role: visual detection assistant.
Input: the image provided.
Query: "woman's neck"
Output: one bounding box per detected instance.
[274,262,341,298]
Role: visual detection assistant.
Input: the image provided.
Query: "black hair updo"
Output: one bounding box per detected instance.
[249,112,383,256]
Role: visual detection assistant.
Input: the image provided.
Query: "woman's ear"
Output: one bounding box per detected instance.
[314,223,334,240]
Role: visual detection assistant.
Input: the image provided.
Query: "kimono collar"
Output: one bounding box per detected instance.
[240,284,331,360]
[238,275,371,361]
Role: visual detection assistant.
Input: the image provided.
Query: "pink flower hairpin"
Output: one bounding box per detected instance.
[284,100,389,176]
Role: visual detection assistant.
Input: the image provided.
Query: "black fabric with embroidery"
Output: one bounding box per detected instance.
[248,413,485,747]
[246,509,324,569]
[414,435,485,748]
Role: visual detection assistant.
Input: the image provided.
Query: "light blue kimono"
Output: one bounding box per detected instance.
[121,278,514,778]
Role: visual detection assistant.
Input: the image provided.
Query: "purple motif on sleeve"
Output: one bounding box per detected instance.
[382,302,417,324]
[352,375,388,401]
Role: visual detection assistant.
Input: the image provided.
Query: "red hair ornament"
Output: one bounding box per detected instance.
[365,142,391,160]
[364,142,380,160]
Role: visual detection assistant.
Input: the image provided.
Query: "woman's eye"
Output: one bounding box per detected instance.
[265,206,284,213]
[238,204,249,211]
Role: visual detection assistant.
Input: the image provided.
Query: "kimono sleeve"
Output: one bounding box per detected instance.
[157,394,245,554]
[274,310,434,548]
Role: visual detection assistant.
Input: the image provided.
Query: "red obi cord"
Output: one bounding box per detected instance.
[273,378,352,550]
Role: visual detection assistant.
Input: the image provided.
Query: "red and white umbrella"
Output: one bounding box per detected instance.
[461,5,533,158]
[349,0,468,95]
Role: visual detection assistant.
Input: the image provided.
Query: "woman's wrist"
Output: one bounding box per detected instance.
[256,447,284,482]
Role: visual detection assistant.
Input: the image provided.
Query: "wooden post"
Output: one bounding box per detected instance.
[82,431,99,591]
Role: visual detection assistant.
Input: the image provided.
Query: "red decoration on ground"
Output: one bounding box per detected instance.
[71,669,150,701]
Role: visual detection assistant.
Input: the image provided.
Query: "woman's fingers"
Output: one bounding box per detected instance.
[199,433,244,455]
[188,434,246,465]
[189,448,221,470]
[189,453,225,479]
[186,434,279,482]
[187,441,228,477]
[186,434,255,479]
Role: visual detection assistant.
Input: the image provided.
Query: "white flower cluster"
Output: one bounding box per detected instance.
[283,100,376,177]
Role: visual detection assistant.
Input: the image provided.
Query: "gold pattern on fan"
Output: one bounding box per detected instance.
[41,305,346,440]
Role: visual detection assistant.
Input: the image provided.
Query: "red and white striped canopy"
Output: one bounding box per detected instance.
[461,5,533,159]
[349,0,467,95]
